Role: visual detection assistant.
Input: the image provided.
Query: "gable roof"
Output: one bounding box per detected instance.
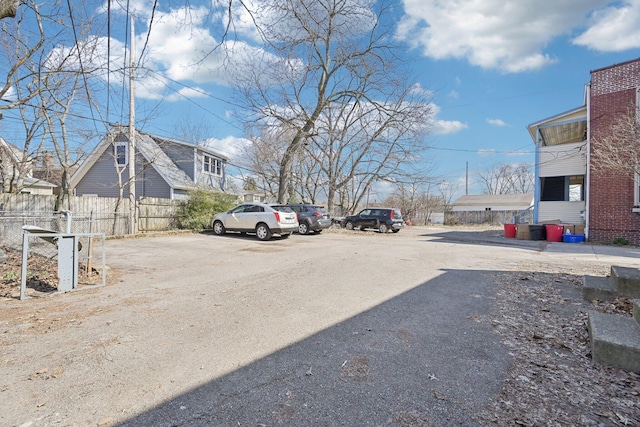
[453,194,534,212]
[69,128,228,190]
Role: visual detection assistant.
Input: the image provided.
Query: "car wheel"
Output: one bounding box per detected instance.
[213,220,225,235]
[345,221,355,230]
[255,223,272,241]
[298,222,310,235]
[378,223,389,233]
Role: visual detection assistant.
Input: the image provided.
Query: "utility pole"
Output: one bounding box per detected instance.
[128,14,136,235]
[465,161,469,195]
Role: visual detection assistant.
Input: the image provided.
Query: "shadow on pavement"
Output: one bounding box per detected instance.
[118,269,511,427]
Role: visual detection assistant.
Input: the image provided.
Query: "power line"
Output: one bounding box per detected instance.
[138,0,158,65]
[65,0,101,136]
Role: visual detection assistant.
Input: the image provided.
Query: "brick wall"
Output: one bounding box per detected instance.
[589,58,640,245]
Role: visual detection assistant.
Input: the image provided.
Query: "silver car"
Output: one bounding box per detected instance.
[212,203,299,241]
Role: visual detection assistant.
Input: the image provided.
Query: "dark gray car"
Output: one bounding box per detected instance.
[342,207,404,233]
[285,204,333,235]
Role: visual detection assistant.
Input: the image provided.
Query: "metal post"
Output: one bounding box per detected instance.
[20,232,29,300]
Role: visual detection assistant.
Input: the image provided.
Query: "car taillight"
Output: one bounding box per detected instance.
[313,212,321,216]
[274,212,280,222]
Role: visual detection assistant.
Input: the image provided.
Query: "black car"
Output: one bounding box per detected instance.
[342,207,404,233]
[285,203,333,235]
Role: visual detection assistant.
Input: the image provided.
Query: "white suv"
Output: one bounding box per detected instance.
[212,203,299,241]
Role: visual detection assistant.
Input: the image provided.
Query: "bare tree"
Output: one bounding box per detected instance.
[591,105,640,178]
[240,126,293,201]
[236,0,431,203]
[0,0,67,193]
[0,1,46,113]
[439,181,458,223]
[382,177,444,225]
[475,162,533,195]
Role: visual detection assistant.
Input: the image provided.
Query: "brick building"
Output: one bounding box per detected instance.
[588,58,640,245]
[527,57,640,245]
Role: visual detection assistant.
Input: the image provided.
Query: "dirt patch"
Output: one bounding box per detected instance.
[0,247,112,336]
[0,247,105,299]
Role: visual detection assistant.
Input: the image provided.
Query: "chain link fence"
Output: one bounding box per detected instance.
[0,211,120,298]
[0,211,129,251]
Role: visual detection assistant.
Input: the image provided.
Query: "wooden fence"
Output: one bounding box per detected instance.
[0,194,179,237]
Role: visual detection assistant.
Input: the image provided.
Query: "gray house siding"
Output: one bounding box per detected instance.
[74,149,124,197]
[74,148,172,199]
[137,161,171,198]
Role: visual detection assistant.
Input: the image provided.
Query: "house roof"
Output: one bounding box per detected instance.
[69,128,228,190]
[135,132,194,191]
[22,177,57,189]
[452,194,534,212]
[142,132,230,161]
[526,106,587,147]
[0,137,32,164]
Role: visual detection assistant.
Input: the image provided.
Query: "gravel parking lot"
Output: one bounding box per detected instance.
[1,226,639,426]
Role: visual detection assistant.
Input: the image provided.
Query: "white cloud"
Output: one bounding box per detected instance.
[397,0,613,73]
[205,135,252,160]
[487,118,507,127]
[428,103,467,135]
[505,150,533,157]
[431,120,468,135]
[140,6,230,85]
[477,149,497,156]
[572,1,640,51]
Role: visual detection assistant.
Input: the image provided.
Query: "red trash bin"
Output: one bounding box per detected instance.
[504,223,516,238]
[545,224,564,242]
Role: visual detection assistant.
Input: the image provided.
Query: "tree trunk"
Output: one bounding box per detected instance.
[0,0,18,19]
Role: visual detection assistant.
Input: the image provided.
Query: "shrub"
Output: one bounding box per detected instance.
[176,189,237,230]
[612,237,630,246]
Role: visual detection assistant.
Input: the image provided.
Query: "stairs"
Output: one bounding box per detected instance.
[583,266,640,373]
[583,266,640,300]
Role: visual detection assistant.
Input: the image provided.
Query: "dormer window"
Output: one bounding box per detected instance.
[203,155,222,175]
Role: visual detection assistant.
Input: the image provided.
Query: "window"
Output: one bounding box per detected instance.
[568,176,584,202]
[115,141,127,166]
[541,176,565,201]
[203,155,222,175]
[541,175,584,202]
[635,172,640,207]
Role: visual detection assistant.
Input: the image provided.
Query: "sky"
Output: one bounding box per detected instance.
[3,0,640,199]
